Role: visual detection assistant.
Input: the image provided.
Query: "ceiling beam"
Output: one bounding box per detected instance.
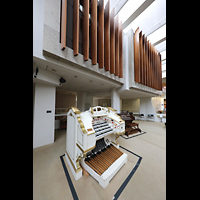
[122,0,155,30]
[114,0,128,16]
[145,18,166,37]
[153,37,166,46]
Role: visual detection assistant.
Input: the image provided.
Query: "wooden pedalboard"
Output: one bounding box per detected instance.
[84,144,123,176]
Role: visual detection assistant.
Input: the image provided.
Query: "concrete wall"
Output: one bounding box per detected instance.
[122,99,140,113]
[56,93,76,108]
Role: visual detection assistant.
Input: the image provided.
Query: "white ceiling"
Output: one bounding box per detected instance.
[33,56,122,93]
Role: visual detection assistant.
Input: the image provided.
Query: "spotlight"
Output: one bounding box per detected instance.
[34,67,39,78]
[59,77,66,84]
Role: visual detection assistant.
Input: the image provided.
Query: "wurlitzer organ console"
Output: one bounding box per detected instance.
[65,106,127,188]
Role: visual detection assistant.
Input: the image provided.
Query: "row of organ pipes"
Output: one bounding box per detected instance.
[134,27,162,90]
[60,1,162,90]
[60,0,123,78]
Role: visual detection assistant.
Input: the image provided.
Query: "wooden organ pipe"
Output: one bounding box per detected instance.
[133,27,162,90]
[139,31,143,84]
[110,8,115,74]
[115,15,119,76]
[91,0,97,65]
[134,28,140,83]
[73,0,79,56]
[60,0,123,77]
[119,20,123,78]
[61,0,67,50]
[104,0,110,71]
[83,0,89,61]
[98,0,104,68]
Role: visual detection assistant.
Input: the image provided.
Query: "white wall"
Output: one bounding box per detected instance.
[140,97,158,121]
[33,0,44,59]
[122,98,140,113]
[111,88,121,113]
[152,96,165,112]
[33,82,56,148]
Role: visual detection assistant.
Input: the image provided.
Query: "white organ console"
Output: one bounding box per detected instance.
[65,106,128,188]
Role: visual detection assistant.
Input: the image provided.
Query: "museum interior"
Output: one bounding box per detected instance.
[33,0,166,199]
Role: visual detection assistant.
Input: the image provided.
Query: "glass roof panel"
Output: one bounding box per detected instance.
[117,0,146,23]
[147,24,166,45]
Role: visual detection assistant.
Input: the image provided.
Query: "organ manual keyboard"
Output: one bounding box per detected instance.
[65,106,128,188]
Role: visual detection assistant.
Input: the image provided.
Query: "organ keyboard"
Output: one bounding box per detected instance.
[65,106,127,188]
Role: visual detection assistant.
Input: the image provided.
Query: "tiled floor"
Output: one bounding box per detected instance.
[33,120,166,200]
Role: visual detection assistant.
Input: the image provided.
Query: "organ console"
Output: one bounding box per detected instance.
[118,111,141,136]
[65,106,128,188]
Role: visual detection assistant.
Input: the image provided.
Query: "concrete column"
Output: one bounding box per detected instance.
[111,88,120,113]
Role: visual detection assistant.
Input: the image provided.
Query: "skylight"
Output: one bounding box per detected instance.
[160,50,166,61]
[147,24,166,45]
[117,0,146,23]
[162,63,166,71]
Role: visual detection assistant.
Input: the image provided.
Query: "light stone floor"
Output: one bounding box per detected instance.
[33,120,166,200]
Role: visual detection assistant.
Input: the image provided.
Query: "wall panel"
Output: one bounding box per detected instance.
[104,0,110,71]
[98,0,104,68]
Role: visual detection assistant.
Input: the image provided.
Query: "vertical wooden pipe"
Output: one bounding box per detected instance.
[83,0,89,61]
[119,20,123,78]
[134,28,140,83]
[91,0,97,64]
[110,8,115,74]
[98,0,104,68]
[104,0,110,71]
[73,0,79,56]
[115,15,119,76]
[61,0,67,50]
